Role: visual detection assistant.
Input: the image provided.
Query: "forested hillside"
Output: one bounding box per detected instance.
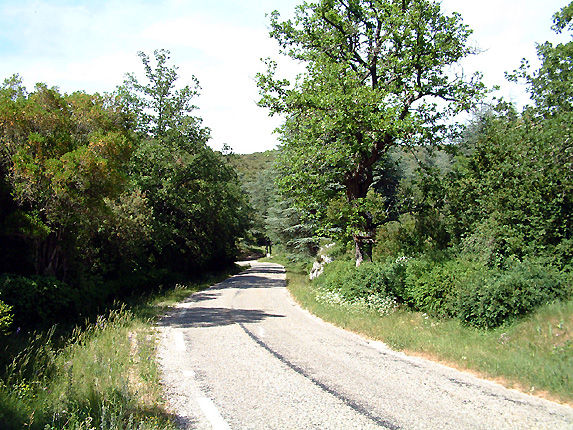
[0,49,251,331]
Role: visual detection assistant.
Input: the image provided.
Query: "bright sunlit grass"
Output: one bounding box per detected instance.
[0,307,178,430]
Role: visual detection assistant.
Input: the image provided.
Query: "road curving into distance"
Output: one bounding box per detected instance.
[157,261,573,429]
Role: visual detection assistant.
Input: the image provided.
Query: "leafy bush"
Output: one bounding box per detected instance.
[315,253,571,330]
[317,259,407,301]
[372,221,404,259]
[457,258,571,329]
[405,259,456,317]
[0,295,12,334]
[403,257,483,318]
[0,275,79,328]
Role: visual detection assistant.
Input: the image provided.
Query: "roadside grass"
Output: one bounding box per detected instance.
[275,257,573,405]
[0,266,242,429]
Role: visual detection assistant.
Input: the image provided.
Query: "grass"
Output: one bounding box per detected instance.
[274,256,573,405]
[0,306,178,430]
[0,266,241,430]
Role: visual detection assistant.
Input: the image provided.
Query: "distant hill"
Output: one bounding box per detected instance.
[228,150,277,185]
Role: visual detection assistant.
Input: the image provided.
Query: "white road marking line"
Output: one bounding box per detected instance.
[183,369,196,378]
[196,397,231,430]
[173,331,186,352]
[368,341,389,353]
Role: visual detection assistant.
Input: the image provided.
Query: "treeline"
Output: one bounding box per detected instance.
[312,102,572,329]
[249,0,573,329]
[0,49,250,331]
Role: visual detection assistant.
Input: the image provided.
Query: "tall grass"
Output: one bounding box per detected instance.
[0,306,178,429]
[281,257,573,404]
[0,267,241,429]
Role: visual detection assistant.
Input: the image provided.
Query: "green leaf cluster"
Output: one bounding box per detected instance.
[274,1,573,329]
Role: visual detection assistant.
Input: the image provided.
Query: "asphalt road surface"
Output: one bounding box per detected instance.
[157,261,573,429]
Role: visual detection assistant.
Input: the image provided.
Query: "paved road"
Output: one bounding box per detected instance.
[157,261,573,429]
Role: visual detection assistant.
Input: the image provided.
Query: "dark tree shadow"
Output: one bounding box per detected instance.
[160,264,287,328]
[161,307,285,328]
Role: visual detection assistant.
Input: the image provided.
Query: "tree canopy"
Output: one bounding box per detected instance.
[257,0,486,265]
[0,51,251,330]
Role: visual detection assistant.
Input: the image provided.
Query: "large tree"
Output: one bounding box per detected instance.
[117,49,201,137]
[257,0,486,264]
[0,76,133,279]
[510,1,573,114]
[118,50,251,273]
[445,1,573,267]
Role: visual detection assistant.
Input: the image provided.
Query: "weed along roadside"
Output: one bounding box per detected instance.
[0,268,239,430]
[272,256,573,406]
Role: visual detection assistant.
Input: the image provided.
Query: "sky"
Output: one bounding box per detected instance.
[0,0,570,154]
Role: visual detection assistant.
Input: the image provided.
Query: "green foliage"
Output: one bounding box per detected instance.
[0,77,134,279]
[457,259,571,329]
[365,2,573,327]
[0,274,80,328]
[0,308,177,430]
[0,295,11,334]
[231,152,320,261]
[236,157,278,246]
[0,50,252,329]
[117,49,200,137]
[315,252,571,329]
[120,50,251,275]
[129,136,249,273]
[404,259,455,317]
[258,0,485,264]
[316,259,407,302]
[444,105,573,265]
[508,1,573,114]
[228,150,277,184]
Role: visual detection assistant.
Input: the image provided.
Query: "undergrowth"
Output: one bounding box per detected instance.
[0,266,240,429]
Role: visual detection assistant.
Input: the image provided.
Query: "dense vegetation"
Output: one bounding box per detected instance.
[253,0,572,330]
[0,49,251,332]
[0,49,251,428]
[257,0,487,264]
[0,0,572,425]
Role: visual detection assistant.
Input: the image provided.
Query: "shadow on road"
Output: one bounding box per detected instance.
[161,306,285,328]
[223,274,284,289]
[160,263,287,328]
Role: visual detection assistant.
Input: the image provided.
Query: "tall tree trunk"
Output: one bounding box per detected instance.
[36,229,66,278]
[345,135,393,266]
[353,232,373,266]
[345,160,375,267]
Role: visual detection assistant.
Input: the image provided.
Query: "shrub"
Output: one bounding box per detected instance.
[0,275,79,328]
[315,258,409,312]
[405,259,456,317]
[456,258,571,329]
[317,260,400,299]
[0,295,12,334]
[373,221,403,259]
[403,257,483,318]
